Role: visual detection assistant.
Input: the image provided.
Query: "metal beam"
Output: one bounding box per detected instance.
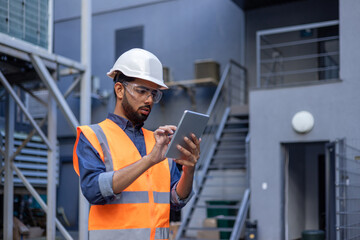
[0,71,52,149]
[79,0,92,238]
[64,76,81,99]
[11,163,73,240]
[47,84,57,239]
[4,93,14,240]
[17,84,48,107]
[10,117,47,162]
[257,20,339,36]
[30,54,79,134]
[60,68,81,76]
[0,32,85,71]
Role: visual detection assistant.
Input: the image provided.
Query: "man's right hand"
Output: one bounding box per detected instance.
[150,125,177,164]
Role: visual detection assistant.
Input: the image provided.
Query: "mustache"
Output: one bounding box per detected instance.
[139,105,151,111]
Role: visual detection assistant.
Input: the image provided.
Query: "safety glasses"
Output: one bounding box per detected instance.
[122,82,163,103]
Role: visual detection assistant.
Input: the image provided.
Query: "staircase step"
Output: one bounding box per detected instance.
[195,204,239,209]
[216,145,245,151]
[220,136,246,142]
[212,154,246,160]
[222,128,248,133]
[199,194,244,199]
[208,163,246,169]
[184,227,234,232]
[226,119,249,124]
[205,173,246,178]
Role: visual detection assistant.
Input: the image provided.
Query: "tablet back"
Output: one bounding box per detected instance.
[165,110,209,159]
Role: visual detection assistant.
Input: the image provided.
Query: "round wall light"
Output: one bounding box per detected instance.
[291,111,314,134]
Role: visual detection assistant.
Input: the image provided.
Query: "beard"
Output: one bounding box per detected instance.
[122,91,151,126]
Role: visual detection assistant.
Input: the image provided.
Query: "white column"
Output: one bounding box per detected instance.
[4,92,14,240]
[47,92,57,239]
[79,0,92,239]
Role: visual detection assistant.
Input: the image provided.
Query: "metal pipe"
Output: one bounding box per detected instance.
[48,0,54,53]
[30,54,79,133]
[257,20,339,36]
[0,71,52,149]
[261,36,339,50]
[47,87,57,239]
[64,76,81,99]
[4,92,14,240]
[230,188,250,240]
[11,163,73,240]
[261,65,339,78]
[256,31,261,87]
[261,51,339,64]
[79,0,92,239]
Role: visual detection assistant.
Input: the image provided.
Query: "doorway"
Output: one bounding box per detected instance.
[283,142,329,240]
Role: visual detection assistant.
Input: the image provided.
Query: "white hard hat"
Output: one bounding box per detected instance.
[107,48,168,89]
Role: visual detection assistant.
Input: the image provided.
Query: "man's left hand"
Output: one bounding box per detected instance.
[173,133,201,171]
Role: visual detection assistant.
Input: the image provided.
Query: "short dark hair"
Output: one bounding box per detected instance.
[113,72,135,100]
[113,72,135,84]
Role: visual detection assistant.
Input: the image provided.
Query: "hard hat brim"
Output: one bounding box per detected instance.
[107,70,168,90]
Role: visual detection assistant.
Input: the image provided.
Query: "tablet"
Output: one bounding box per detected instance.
[165,110,209,159]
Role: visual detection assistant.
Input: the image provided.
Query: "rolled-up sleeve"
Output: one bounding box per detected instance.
[170,162,194,211]
[76,133,119,204]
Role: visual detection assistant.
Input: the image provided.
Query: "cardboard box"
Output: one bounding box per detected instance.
[169,221,181,240]
[25,227,44,239]
[13,217,29,240]
[197,218,220,240]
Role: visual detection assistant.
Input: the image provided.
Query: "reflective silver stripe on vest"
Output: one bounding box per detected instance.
[153,191,170,204]
[89,228,151,240]
[168,158,173,171]
[89,124,113,172]
[155,227,170,239]
[110,191,149,204]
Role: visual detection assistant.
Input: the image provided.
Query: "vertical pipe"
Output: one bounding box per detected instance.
[4,92,14,240]
[47,89,57,239]
[79,0,92,239]
[256,32,261,88]
[48,0,54,52]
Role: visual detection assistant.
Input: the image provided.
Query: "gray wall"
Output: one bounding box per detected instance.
[54,0,245,133]
[249,0,360,239]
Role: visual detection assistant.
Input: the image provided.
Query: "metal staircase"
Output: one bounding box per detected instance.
[175,60,250,240]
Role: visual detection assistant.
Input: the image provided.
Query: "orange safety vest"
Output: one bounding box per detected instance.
[73,119,171,240]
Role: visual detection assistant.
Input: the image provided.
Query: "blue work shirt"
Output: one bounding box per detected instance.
[76,113,193,210]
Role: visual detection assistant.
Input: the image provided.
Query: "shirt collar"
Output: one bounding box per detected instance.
[107,113,144,132]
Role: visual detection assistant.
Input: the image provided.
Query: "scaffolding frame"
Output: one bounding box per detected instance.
[0,27,88,240]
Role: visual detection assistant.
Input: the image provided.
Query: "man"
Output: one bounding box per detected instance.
[73,48,199,240]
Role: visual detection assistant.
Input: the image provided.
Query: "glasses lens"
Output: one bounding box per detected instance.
[131,84,162,103]
[152,89,163,103]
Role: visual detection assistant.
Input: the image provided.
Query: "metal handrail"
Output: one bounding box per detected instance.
[197,59,247,172]
[176,59,248,240]
[256,20,339,88]
[230,188,251,240]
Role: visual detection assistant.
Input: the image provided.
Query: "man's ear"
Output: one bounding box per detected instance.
[114,82,124,100]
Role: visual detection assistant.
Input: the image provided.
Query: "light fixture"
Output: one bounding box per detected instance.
[291,111,314,134]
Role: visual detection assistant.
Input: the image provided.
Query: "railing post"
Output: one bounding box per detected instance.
[256,32,261,88]
[47,86,57,240]
[4,91,14,240]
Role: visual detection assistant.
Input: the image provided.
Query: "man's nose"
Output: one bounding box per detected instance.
[144,94,154,104]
